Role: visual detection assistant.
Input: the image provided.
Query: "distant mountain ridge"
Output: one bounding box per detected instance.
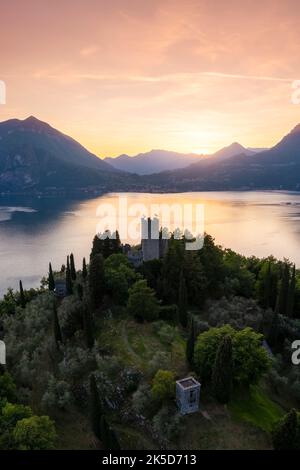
[140,124,300,191]
[104,149,204,174]
[104,143,262,175]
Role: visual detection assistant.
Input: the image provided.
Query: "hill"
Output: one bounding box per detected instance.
[0,116,128,194]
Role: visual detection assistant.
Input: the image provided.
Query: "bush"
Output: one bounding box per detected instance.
[152,405,183,444]
[151,370,175,403]
[13,415,56,450]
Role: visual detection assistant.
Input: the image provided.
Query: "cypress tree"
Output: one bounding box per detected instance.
[100,415,110,448]
[83,304,94,349]
[263,262,271,309]
[211,335,233,404]
[19,280,26,308]
[272,408,299,450]
[66,256,73,295]
[186,318,195,366]
[114,230,122,253]
[279,263,290,316]
[268,306,280,348]
[70,253,76,281]
[48,262,55,291]
[82,257,88,280]
[89,373,102,440]
[89,253,104,310]
[287,264,296,318]
[77,283,83,301]
[53,303,62,346]
[91,234,104,259]
[103,234,111,259]
[178,270,188,327]
[109,428,121,450]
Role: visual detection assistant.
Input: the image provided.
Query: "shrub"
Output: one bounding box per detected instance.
[151,370,175,403]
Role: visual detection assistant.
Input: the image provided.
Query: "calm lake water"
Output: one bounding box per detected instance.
[1,191,300,297]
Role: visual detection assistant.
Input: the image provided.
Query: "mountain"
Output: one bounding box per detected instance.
[139,124,300,191]
[104,143,255,175]
[0,116,128,193]
[208,142,254,162]
[105,149,204,174]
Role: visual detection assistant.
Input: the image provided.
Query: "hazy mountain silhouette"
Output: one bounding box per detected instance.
[104,143,257,174]
[140,124,300,191]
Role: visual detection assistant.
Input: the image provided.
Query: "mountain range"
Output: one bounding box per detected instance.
[104,143,266,175]
[0,116,300,194]
[142,124,300,191]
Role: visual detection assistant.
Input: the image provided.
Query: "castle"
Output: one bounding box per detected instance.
[141,217,168,262]
[125,217,169,266]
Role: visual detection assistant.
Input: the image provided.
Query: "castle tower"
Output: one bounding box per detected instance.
[141,217,160,261]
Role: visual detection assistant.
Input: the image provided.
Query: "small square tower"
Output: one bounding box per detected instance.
[176,377,201,415]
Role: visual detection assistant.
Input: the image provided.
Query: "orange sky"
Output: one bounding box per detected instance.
[1,0,300,157]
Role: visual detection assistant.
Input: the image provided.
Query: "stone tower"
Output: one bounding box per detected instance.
[141,217,160,261]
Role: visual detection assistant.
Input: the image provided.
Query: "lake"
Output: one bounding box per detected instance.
[1,191,300,297]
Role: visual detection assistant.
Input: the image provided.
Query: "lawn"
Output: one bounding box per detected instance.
[229,384,284,433]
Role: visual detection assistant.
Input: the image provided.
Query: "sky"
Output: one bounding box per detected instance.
[1,0,300,157]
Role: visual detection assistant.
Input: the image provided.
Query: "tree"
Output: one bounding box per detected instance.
[13,415,56,450]
[194,325,270,387]
[100,415,110,448]
[82,257,88,280]
[83,304,94,349]
[89,253,104,310]
[53,303,62,346]
[19,280,26,308]
[272,408,300,450]
[0,372,16,402]
[268,306,280,348]
[263,261,271,309]
[287,264,296,318]
[77,283,83,301]
[91,231,122,260]
[0,402,33,449]
[109,428,121,450]
[70,253,76,281]
[89,374,102,440]
[178,270,188,327]
[279,263,290,316]
[233,327,271,387]
[186,318,195,366]
[48,263,55,291]
[151,369,175,403]
[66,256,73,295]
[194,325,235,383]
[212,335,233,404]
[127,280,159,322]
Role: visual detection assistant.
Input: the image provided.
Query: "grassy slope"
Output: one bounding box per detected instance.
[96,315,283,450]
[229,385,284,433]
